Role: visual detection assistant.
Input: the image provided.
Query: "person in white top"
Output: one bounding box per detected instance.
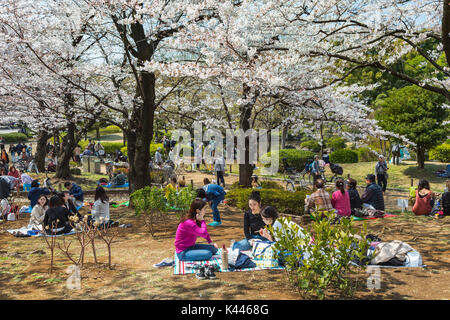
[28,195,48,230]
[92,186,110,224]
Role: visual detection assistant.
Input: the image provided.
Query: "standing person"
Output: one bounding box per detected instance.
[174,198,219,262]
[361,174,385,211]
[375,155,388,194]
[73,145,81,163]
[193,143,203,170]
[9,143,16,162]
[412,179,436,216]
[202,178,226,227]
[322,151,330,166]
[232,191,268,251]
[0,137,4,150]
[346,178,362,214]
[310,155,322,188]
[92,186,110,225]
[87,139,95,154]
[16,141,23,159]
[64,181,84,208]
[162,135,170,157]
[43,196,72,235]
[21,171,33,191]
[331,179,351,217]
[214,154,226,187]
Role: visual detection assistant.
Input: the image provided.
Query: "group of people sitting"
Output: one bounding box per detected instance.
[25,181,111,235]
[411,179,450,217]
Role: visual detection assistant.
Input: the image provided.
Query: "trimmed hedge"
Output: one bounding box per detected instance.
[78,140,124,155]
[225,188,310,216]
[328,137,346,151]
[430,143,450,162]
[120,143,164,158]
[261,149,314,172]
[357,147,378,162]
[330,149,358,164]
[300,140,321,153]
[1,133,28,143]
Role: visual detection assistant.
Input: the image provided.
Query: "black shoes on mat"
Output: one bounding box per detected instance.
[196,265,216,280]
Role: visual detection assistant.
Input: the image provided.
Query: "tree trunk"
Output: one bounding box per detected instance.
[238,84,255,188]
[95,127,100,141]
[417,146,426,169]
[56,122,77,179]
[35,130,50,173]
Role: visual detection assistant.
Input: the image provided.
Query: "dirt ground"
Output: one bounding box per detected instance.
[1,185,450,300]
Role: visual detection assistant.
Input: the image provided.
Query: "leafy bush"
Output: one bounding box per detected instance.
[328,137,346,151]
[225,188,310,215]
[120,143,164,158]
[1,133,28,143]
[272,211,370,299]
[300,140,321,153]
[260,180,284,189]
[70,161,82,168]
[102,142,125,155]
[70,168,82,175]
[166,185,197,218]
[356,147,378,162]
[429,143,450,162]
[330,149,358,164]
[130,186,169,237]
[261,149,314,173]
[100,125,121,135]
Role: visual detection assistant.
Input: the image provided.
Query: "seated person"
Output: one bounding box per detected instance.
[346,178,362,214]
[8,166,20,179]
[0,176,13,199]
[64,181,84,208]
[305,179,334,214]
[178,178,186,189]
[251,175,262,189]
[28,180,51,208]
[58,191,82,220]
[43,196,73,235]
[412,179,436,216]
[0,175,20,193]
[28,195,48,230]
[47,159,56,172]
[174,198,218,261]
[92,186,110,225]
[331,179,351,217]
[361,174,385,211]
[111,171,127,186]
[442,180,450,217]
[232,191,268,251]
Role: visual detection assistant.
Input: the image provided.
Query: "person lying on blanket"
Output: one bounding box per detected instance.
[174,198,219,261]
[232,190,268,251]
[28,195,48,230]
[43,196,73,235]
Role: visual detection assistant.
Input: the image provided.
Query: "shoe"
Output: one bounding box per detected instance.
[205,265,216,280]
[195,266,207,280]
[208,221,222,227]
[153,258,174,268]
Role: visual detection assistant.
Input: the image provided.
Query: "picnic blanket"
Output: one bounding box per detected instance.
[7,226,78,237]
[352,214,397,221]
[104,183,129,188]
[173,248,285,275]
[111,201,129,208]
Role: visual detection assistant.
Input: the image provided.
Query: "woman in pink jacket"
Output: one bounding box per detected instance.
[331,179,351,217]
[175,198,218,261]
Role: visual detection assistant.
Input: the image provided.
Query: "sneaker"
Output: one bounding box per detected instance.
[205,265,216,280]
[208,221,222,227]
[195,266,207,280]
[153,258,174,268]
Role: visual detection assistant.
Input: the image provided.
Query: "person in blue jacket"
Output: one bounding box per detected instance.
[64,181,84,207]
[201,178,226,227]
[28,179,51,208]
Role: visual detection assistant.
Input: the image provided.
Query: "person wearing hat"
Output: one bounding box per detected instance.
[375,155,388,194]
[154,147,163,166]
[361,174,385,211]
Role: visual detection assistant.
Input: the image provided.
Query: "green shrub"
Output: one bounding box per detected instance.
[328,137,346,151]
[102,142,125,155]
[356,147,378,162]
[130,186,169,237]
[70,161,82,168]
[271,211,370,299]
[300,140,321,153]
[1,133,28,143]
[429,143,450,162]
[120,143,164,158]
[260,180,283,189]
[166,185,197,218]
[100,125,122,135]
[225,188,310,215]
[261,149,315,173]
[70,168,82,175]
[330,149,358,164]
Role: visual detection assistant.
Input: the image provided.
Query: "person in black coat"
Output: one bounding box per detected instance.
[346,178,362,214]
[43,196,73,235]
[442,180,450,216]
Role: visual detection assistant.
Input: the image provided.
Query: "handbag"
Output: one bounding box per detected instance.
[251,240,279,268]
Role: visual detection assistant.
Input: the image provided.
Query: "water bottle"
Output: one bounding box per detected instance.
[221,244,229,270]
